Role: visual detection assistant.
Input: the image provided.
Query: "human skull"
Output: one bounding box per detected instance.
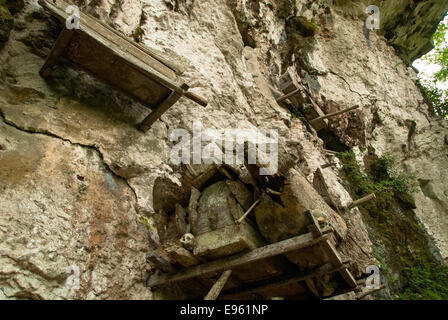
[310,209,328,229]
[180,233,195,251]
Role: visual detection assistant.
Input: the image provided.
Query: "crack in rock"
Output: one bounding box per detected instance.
[0,108,139,210]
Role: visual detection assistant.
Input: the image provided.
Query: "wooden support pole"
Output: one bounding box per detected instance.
[191,165,218,189]
[235,199,261,224]
[146,252,176,274]
[218,166,234,180]
[188,187,201,235]
[139,84,189,132]
[321,239,357,289]
[40,28,75,77]
[186,164,198,177]
[147,232,330,287]
[309,105,360,125]
[324,149,338,155]
[266,188,281,196]
[348,193,376,209]
[204,270,232,300]
[174,204,188,235]
[356,284,386,300]
[276,88,300,103]
[305,211,323,238]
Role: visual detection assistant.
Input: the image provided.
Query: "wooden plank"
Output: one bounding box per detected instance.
[40,28,74,77]
[39,0,181,76]
[39,0,208,108]
[305,278,320,297]
[220,262,348,299]
[146,232,330,287]
[276,88,300,103]
[139,84,189,132]
[191,165,218,189]
[305,210,323,238]
[146,252,177,274]
[309,105,360,125]
[174,204,188,235]
[204,270,232,300]
[356,284,386,299]
[188,187,201,235]
[348,193,376,209]
[321,239,357,288]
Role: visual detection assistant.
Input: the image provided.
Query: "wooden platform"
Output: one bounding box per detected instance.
[147,211,359,300]
[38,0,207,132]
[276,70,359,131]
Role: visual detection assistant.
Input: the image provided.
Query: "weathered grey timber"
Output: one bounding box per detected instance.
[38,0,207,131]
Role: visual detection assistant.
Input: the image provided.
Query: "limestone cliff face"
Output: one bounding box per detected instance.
[0,0,447,299]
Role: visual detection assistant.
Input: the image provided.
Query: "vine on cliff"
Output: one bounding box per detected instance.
[338,151,448,300]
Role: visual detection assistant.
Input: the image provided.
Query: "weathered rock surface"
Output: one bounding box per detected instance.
[0,0,447,299]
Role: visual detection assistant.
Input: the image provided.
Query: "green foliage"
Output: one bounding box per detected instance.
[419,15,448,119]
[338,151,448,300]
[401,263,448,300]
[373,246,388,271]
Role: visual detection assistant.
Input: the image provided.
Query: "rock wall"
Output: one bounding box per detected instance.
[0,0,447,299]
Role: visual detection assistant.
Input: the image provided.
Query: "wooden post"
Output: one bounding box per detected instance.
[175,204,188,235]
[235,199,261,224]
[204,270,232,300]
[348,193,376,209]
[218,166,234,180]
[321,239,357,289]
[356,284,386,300]
[305,211,322,238]
[188,187,201,235]
[191,165,218,189]
[266,188,281,196]
[309,105,360,125]
[276,88,300,103]
[40,28,75,77]
[139,84,189,132]
[146,252,176,274]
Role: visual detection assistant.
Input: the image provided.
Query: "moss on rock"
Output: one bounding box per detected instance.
[0,0,13,48]
[338,151,448,300]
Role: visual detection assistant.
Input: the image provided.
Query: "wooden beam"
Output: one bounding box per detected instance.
[139,84,189,132]
[305,211,323,238]
[204,270,232,300]
[39,0,208,108]
[40,28,74,77]
[348,193,376,209]
[276,88,300,103]
[356,284,386,299]
[188,187,201,235]
[309,105,360,125]
[146,252,176,274]
[266,188,281,196]
[235,199,261,224]
[146,232,330,287]
[220,262,349,299]
[321,239,357,289]
[191,165,218,189]
[174,204,188,235]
